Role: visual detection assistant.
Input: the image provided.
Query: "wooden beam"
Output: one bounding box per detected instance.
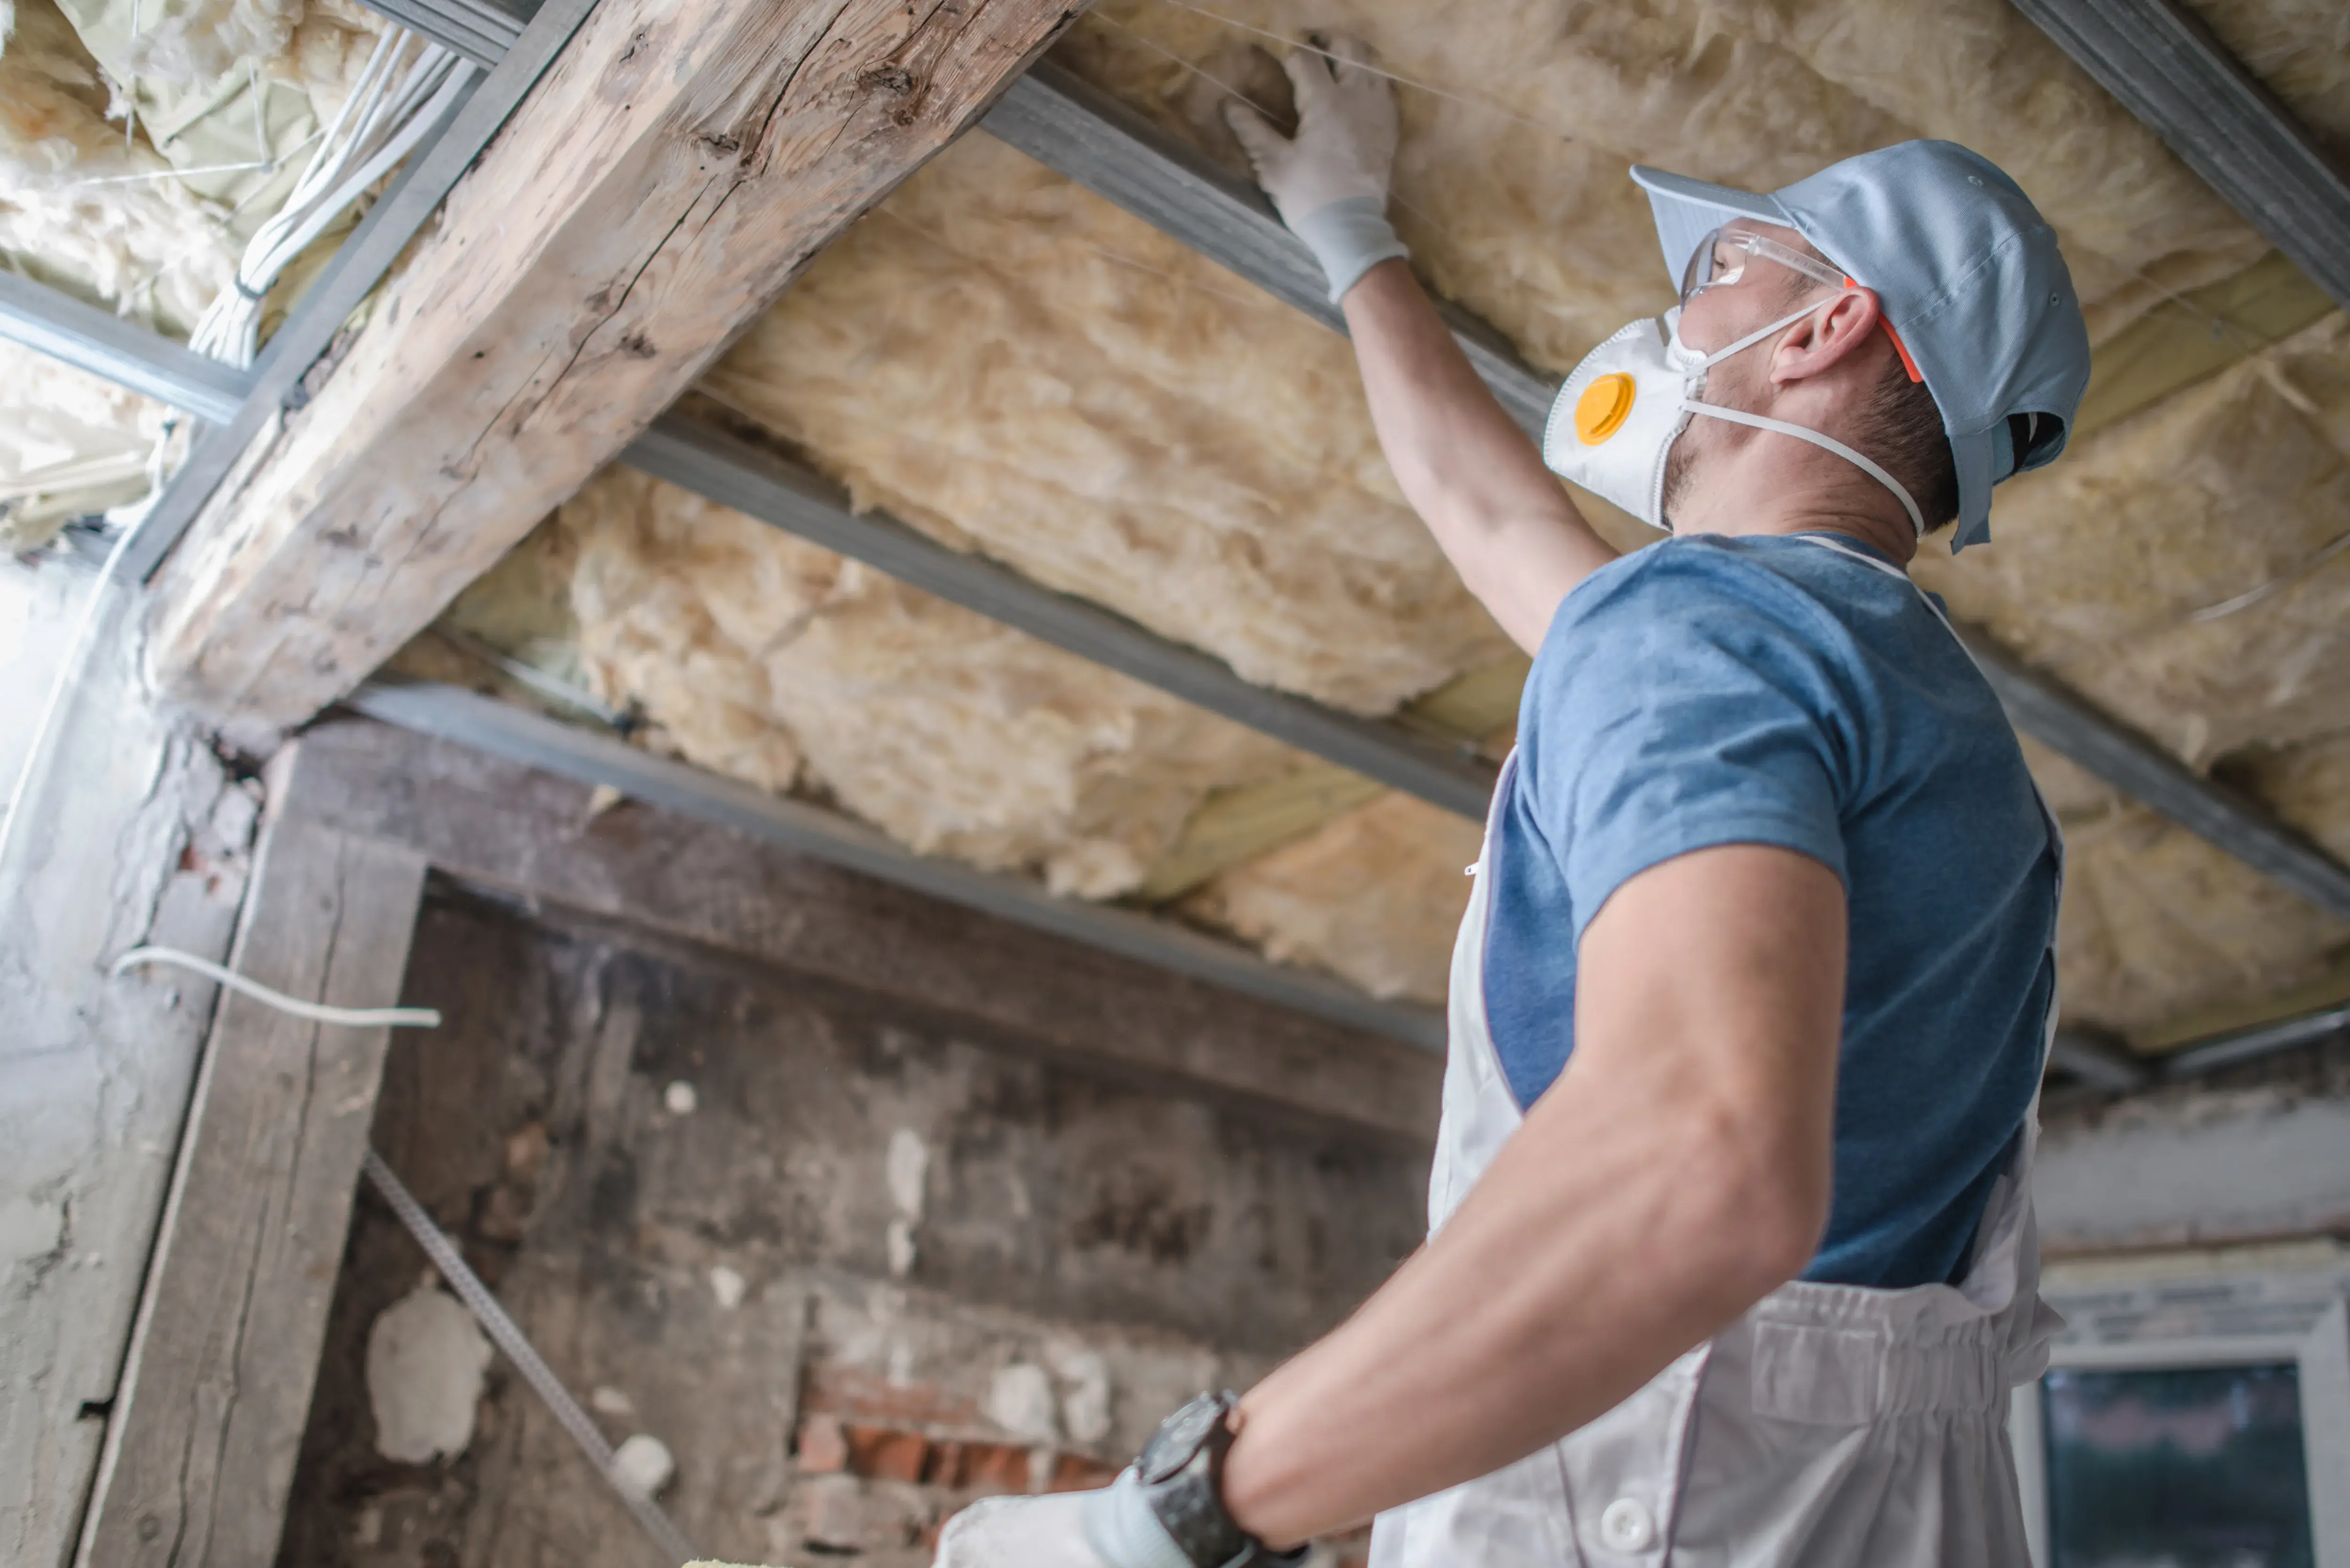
[145,0,1089,744]
[75,769,428,1568]
[296,710,1443,1141]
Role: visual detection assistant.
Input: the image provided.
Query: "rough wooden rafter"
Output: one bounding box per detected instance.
[145,0,1092,745]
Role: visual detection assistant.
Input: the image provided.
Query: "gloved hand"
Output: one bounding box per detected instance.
[932,1471,1191,1568]
[1224,35,1410,304]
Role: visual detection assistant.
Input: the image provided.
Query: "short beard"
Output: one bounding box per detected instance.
[1659,419,1699,528]
[1659,355,1765,530]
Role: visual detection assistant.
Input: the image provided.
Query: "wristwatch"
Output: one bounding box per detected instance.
[1131,1392,1310,1568]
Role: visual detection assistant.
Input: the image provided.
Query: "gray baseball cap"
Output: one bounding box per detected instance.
[1630,141,2091,549]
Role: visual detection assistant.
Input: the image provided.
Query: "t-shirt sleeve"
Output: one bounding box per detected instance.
[1522,552,1854,942]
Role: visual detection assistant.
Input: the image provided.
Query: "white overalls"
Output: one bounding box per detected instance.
[1369,539,2065,1568]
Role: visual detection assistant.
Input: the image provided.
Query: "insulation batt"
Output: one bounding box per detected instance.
[0,337,172,549]
[473,0,2349,1031]
[2026,738,2347,1039]
[0,0,381,536]
[1045,0,2350,1025]
[1906,311,2350,1023]
[552,468,1296,900]
[1182,792,1481,1002]
[1057,0,2267,369]
[0,0,237,334]
[700,133,1515,718]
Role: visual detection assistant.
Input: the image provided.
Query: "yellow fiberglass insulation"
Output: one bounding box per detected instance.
[1913,315,2350,770]
[701,133,1516,718]
[0,0,236,333]
[2023,738,2349,1038]
[0,335,172,548]
[1054,0,2264,374]
[553,468,1297,900]
[1,0,384,335]
[1182,792,1482,1004]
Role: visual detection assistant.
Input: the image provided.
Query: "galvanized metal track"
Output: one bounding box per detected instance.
[2011,0,2350,311]
[347,679,1448,1049]
[983,62,1560,438]
[627,416,1500,817]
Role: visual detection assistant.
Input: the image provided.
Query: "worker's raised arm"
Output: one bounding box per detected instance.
[1226,39,1618,654]
[1215,839,1844,1542]
[1340,260,1616,650]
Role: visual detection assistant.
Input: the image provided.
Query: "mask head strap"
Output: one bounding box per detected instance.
[1679,401,1927,538]
[1682,298,1928,539]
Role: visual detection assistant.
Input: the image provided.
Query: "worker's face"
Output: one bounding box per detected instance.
[1662,220,1837,522]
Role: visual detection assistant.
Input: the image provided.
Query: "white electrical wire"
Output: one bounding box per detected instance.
[188,28,476,368]
[110,946,445,1027]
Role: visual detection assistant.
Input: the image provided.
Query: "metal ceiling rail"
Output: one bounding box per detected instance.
[2051,998,2350,1096]
[348,678,1449,1050]
[357,0,528,67]
[10,278,2341,1078]
[977,50,2350,927]
[0,273,249,424]
[626,416,1500,817]
[2010,0,2350,312]
[0,275,1499,819]
[2046,1028,2152,1093]
[1957,628,2350,924]
[2159,997,2350,1080]
[116,0,599,583]
[983,62,1561,439]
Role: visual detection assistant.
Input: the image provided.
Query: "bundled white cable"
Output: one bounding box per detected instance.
[188,27,476,368]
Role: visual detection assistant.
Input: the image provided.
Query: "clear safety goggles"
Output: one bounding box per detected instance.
[1678,225,1848,306]
[1678,224,1924,384]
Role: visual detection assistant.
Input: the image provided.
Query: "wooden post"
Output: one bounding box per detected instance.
[75,759,428,1568]
[146,0,1087,745]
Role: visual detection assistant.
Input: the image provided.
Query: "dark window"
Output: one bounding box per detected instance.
[2043,1363,2313,1568]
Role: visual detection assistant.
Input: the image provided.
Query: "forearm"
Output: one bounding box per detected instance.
[1342,261,1619,650]
[1218,845,1843,1548]
[1221,1070,1798,1545]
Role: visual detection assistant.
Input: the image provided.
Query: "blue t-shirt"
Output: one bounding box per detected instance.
[1484,532,2059,1289]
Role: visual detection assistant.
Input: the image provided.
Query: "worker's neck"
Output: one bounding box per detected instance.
[1667,427,1919,567]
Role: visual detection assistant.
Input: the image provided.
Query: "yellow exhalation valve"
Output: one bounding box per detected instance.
[1575,372,1636,445]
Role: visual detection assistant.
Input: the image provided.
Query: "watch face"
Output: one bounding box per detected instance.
[1140,1394,1222,1484]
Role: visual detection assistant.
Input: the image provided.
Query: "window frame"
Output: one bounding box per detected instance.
[2011,1280,2350,1568]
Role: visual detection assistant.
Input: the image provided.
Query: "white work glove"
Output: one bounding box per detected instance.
[1223,35,1410,304]
[933,1472,1192,1568]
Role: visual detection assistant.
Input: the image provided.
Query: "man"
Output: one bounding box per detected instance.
[940,34,2088,1568]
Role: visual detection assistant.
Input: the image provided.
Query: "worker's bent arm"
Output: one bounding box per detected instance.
[1218,843,1845,1546]
[1343,259,1621,654]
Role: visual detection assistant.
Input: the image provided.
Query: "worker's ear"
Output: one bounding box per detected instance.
[1766,287,1885,387]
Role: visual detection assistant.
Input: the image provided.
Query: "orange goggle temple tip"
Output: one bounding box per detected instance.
[1846,274,1924,384]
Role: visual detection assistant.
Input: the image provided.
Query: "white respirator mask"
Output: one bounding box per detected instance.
[1542,303,1926,538]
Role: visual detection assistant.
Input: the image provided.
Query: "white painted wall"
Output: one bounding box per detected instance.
[2037,1070,2350,1254]
[0,555,257,1568]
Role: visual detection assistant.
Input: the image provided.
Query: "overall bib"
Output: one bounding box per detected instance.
[1369,539,2065,1568]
